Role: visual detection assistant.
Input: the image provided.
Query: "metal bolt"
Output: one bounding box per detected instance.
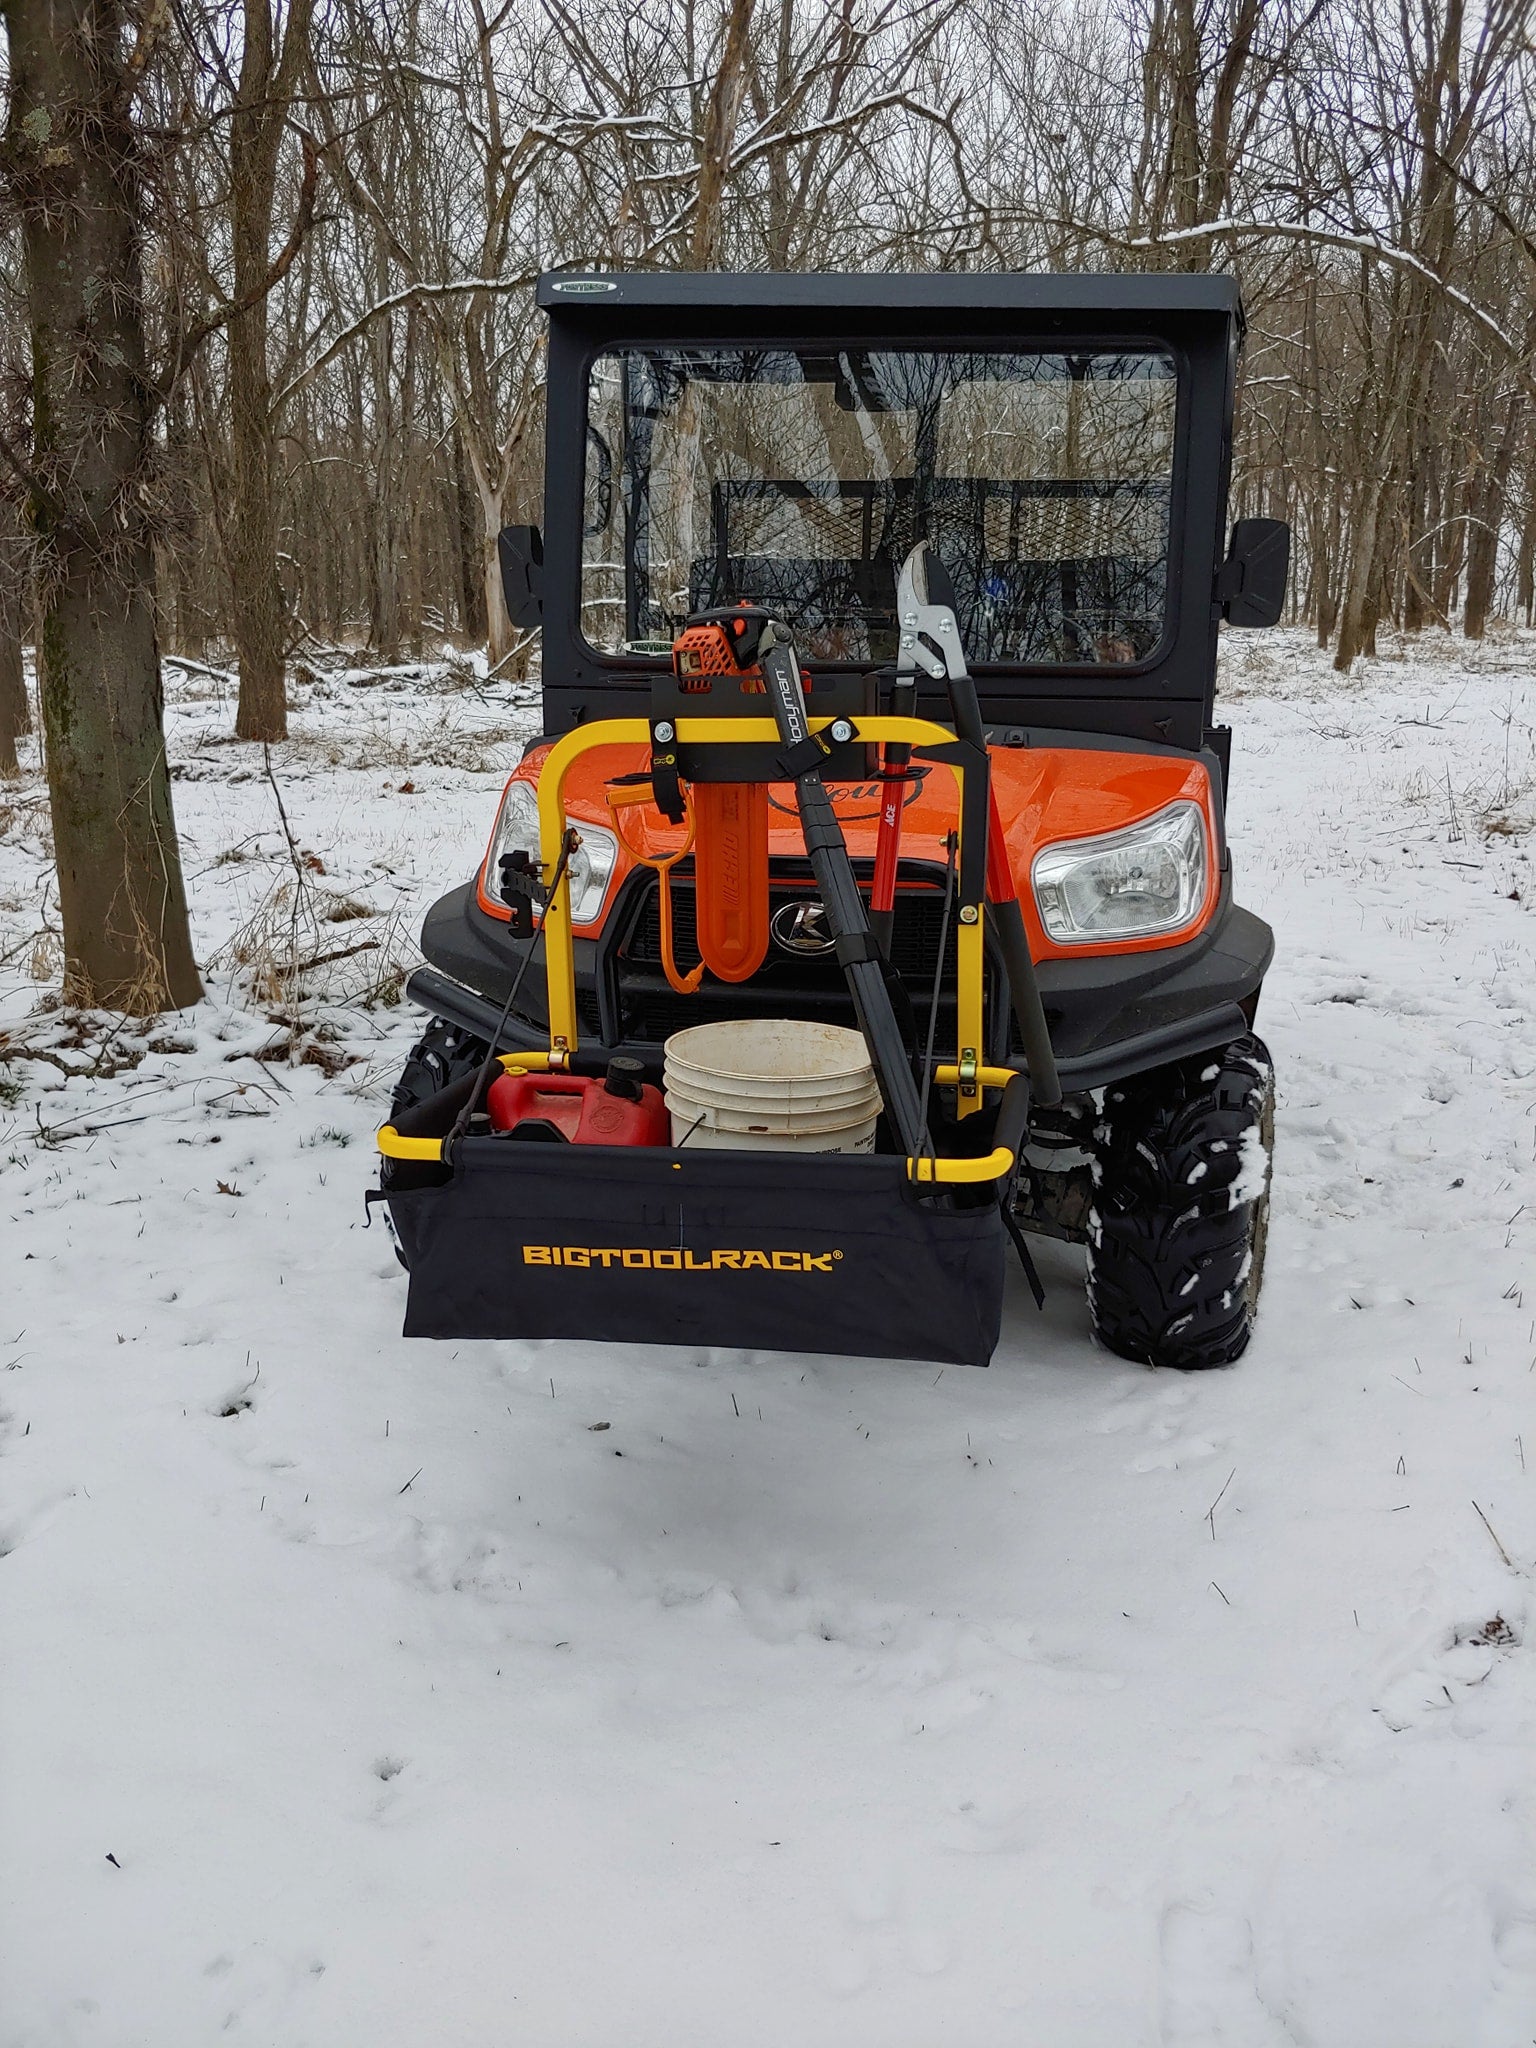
[653,720,675,743]
[959,904,979,924]
[829,719,853,743]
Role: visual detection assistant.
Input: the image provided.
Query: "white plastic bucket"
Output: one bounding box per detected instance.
[663,1019,883,1154]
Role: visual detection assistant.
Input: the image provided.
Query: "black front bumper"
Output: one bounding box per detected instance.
[407,870,1273,1097]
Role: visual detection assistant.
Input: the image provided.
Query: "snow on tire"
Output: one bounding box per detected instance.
[1086,1034,1274,1370]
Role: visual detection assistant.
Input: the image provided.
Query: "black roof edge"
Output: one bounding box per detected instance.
[536,268,1244,319]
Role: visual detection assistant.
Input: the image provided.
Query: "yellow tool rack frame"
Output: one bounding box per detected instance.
[375,713,1031,1367]
[378,713,1021,1181]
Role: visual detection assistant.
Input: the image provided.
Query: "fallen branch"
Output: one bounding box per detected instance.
[164,655,237,685]
[294,938,380,974]
[0,1037,145,1081]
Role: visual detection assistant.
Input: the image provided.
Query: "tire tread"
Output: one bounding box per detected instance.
[389,1018,492,1119]
[1086,1034,1273,1370]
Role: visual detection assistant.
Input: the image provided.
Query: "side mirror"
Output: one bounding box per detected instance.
[498,524,543,630]
[1218,517,1290,627]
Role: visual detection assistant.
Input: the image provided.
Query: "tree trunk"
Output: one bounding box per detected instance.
[1463,479,1495,642]
[0,513,30,775]
[689,0,757,267]
[1516,474,1536,625]
[1325,493,1343,643]
[369,461,401,664]
[1309,489,1339,647]
[462,423,515,668]
[1402,449,1430,632]
[1463,391,1521,640]
[161,373,204,657]
[1165,0,1204,242]
[227,0,312,740]
[483,514,513,670]
[1362,532,1385,657]
[367,250,401,663]
[1431,484,1467,622]
[401,314,422,658]
[0,584,26,778]
[405,494,424,659]
[1334,482,1383,670]
[2,0,201,1011]
[451,425,486,642]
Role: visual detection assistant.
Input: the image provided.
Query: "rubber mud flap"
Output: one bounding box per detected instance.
[384,1137,1007,1367]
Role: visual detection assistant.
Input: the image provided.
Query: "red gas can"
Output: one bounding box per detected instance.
[486,1059,669,1147]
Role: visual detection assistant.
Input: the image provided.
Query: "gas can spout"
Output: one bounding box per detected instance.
[604,1056,646,1101]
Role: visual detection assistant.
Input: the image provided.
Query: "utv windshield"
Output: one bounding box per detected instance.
[581,345,1177,665]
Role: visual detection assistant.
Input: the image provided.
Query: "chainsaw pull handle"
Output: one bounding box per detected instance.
[604,779,705,997]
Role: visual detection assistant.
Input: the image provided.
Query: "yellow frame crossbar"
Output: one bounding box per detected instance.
[377,715,1015,1184]
[377,1049,562,1161]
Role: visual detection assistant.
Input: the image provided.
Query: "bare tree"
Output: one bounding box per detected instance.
[0,0,201,1010]
[223,0,317,737]
[9,0,1528,716]
[0,501,27,775]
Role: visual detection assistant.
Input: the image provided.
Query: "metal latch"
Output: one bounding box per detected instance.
[958,1047,978,1099]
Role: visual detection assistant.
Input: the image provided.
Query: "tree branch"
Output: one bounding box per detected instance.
[1045,214,1534,377]
[273,271,538,408]
[157,132,320,396]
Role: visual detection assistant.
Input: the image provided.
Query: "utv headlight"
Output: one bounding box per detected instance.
[484,779,618,926]
[1031,801,1209,944]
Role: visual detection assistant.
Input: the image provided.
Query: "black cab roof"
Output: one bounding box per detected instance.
[536,270,1243,322]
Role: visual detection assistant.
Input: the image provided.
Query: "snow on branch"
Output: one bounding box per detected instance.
[729,89,950,175]
[639,88,962,258]
[1109,218,1528,368]
[275,275,538,407]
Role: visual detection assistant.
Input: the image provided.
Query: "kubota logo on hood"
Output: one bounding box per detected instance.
[770,899,837,956]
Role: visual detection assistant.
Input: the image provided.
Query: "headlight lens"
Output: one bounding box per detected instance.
[1031,801,1209,943]
[483,779,618,926]
[563,825,619,923]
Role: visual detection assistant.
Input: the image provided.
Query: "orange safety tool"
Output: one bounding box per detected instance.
[604,781,704,997]
[670,614,772,984]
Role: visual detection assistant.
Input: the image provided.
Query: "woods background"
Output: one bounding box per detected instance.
[1,0,1533,1004]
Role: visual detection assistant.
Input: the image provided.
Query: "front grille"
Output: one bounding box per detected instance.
[615,876,963,1046]
[624,982,890,1042]
[625,882,958,984]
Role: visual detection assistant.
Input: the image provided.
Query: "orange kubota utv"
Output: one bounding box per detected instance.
[382,272,1287,1370]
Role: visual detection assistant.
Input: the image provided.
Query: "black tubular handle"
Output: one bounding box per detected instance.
[920,554,1062,1108]
[991,1071,1033,1167]
[757,629,927,1159]
[988,901,1062,1107]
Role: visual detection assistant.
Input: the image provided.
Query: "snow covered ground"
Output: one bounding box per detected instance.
[2,630,1534,2047]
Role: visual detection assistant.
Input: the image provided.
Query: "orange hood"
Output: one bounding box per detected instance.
[478,741,1219,960]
